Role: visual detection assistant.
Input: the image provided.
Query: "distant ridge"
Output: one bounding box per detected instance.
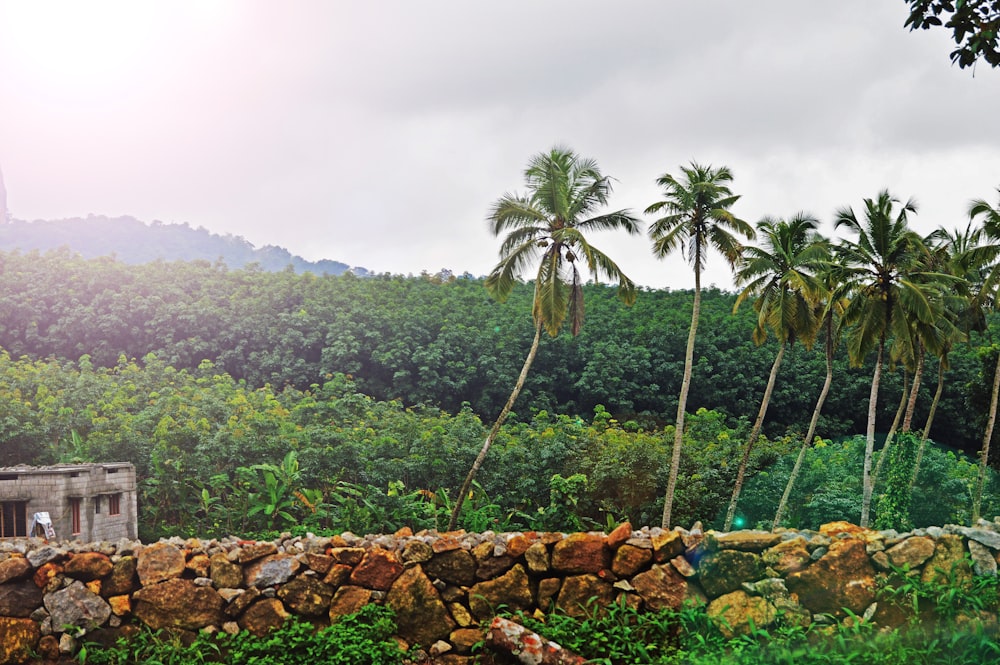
[0,215,365,275]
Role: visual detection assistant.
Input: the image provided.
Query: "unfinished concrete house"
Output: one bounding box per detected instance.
[0,463,137,541]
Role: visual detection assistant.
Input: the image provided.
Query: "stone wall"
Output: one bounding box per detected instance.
[1,520,999,664]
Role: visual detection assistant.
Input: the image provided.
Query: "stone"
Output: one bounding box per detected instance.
[612,544,653,577]
[762,537,812,576]
[0,617,40,665]
[450,627,485,654]
[186,553,211,578]
[424,549,476,587]
[102,556,137,597]
[137,542,186,585]
[210,552,243,590]
[132,578,224,630]
[349,549,404,590]
[651,531,685,563]
[329,585,373,620]
[245,554,300,588]
[707,590,777,639]
[631,563,688,611]
[276,576,334,617]
[921,534,971,587]
[670,555,697,578]
[506,533,532,558]
[885,536,936,570]
[108,595,131,616]
[226,587,261,617]
[449,601,474,627]
[44,580,112,631]
[323,563,353,588]
[969,540,998,576]
[33,562,62,589]
[27,546,66,569]
[786,539,875,617]
[697,550,765,598]
[551,533,608,574]
[524,542,550,573]
[0,580,44,617]
[387,565,455,646]
[468,564,533,620]
[64,552,114,581]
[538,578,562,610]
[555,574,614,617]
[716,531,782,551]
[957,526,1000,551]
[238,598,289,637]
[304,552,334,574]
[238,541,278,563]
[0,557,33,584]
[607,522,632,549]
[402,540,434,564]
[475,553,516,579]
[37,634,60,661]
[329,547,366,566]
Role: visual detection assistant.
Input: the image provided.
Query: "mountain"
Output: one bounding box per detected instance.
[0,215,361,275]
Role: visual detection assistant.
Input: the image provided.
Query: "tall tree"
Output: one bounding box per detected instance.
[448,147,641,530]
[835,190,941,527]
[723,214,826,530]
[969,189,1000,521]
[646,162,754,529]
[773,255,848,528]
[905,0,1000,68]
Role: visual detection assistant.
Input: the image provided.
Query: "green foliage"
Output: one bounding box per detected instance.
[878,556,1000,621]
[83,605,406,665]
[873,432,919,531]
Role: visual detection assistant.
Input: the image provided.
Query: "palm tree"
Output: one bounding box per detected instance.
[448,146,641,531]
[969,189,1000,522]
[773,255,849,528]
[646,162,754,529]
[834,190,941,527]
[723,214,826,530]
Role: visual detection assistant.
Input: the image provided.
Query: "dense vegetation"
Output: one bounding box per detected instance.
[1,248,998,538]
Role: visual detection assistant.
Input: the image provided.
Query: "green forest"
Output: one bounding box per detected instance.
[0,239,999,539]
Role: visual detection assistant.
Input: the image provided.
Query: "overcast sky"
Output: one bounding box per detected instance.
[1,1,999,290]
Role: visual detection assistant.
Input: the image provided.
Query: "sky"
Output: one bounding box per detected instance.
[1,1,999,291]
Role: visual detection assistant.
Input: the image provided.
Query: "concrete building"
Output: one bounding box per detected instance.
[0,463,138,541]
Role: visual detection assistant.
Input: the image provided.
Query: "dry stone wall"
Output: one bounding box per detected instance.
[1,520,1000,664]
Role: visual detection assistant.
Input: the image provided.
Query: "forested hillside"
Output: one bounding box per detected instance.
[0,216,354,274]
[0,248,991,454]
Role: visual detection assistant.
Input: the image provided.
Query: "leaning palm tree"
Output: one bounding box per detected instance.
[773,254,849,528]
[968,189,1000,522]
[834,190,942,527]
[646,162,754,529]
[448,146,641,531]
[723,214,826,530]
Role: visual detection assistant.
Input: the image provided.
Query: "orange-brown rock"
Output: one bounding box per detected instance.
[555,574,613,617]
[0,557,33,585]
[225,587,261,618]
[304,552,334,574]
[506,533,532,558]
[210,552,243,589]
[884,536,935,570]
[819,521,880,542]
[349,549,404,590]
[469,564,533,620]
[108,594,132,617]
[329,585,373,620]
[762,537,812,576]
[137,542,186,585]
[707,590,777,638]
[921,534,971,586]
[651,531,685,563]
[32,562,62,589]
[786,539,875,617]
[132,578,224,630]
[697,550,765,598]
[524,542,550,573]
[330,547,366,566]
[631,563,688,611]
[612,544,652,577]
[64,552,114,581]
[323,563,353,588]
[538,578,561,610]
[0,617,40,665]
[387,565,455,646]
[36,634,60,662]
[185,553,211,578]
[716,531,782,551]
[238,541,278,564]
[450,627,485,654]
[551,533,608,574]
[607,522,633,549]
[238,598,289,637]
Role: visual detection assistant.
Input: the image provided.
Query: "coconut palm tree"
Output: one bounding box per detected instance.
[646,162,754,529]
[968,189,1000,522]
[448,146,641,530]
[723,214,826,530]
[772,254,849,528]
[834,190,941,527]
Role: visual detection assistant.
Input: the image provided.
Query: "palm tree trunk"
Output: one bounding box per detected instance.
[910,358,945,492]
[872,369,909,490]
[902,345,925,433]
[860,341,884,528]
[662,268,701,529]
[448,320,543,531]
[774,317,834,529]
[724,343,785,531]
[973,351,1000,523]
